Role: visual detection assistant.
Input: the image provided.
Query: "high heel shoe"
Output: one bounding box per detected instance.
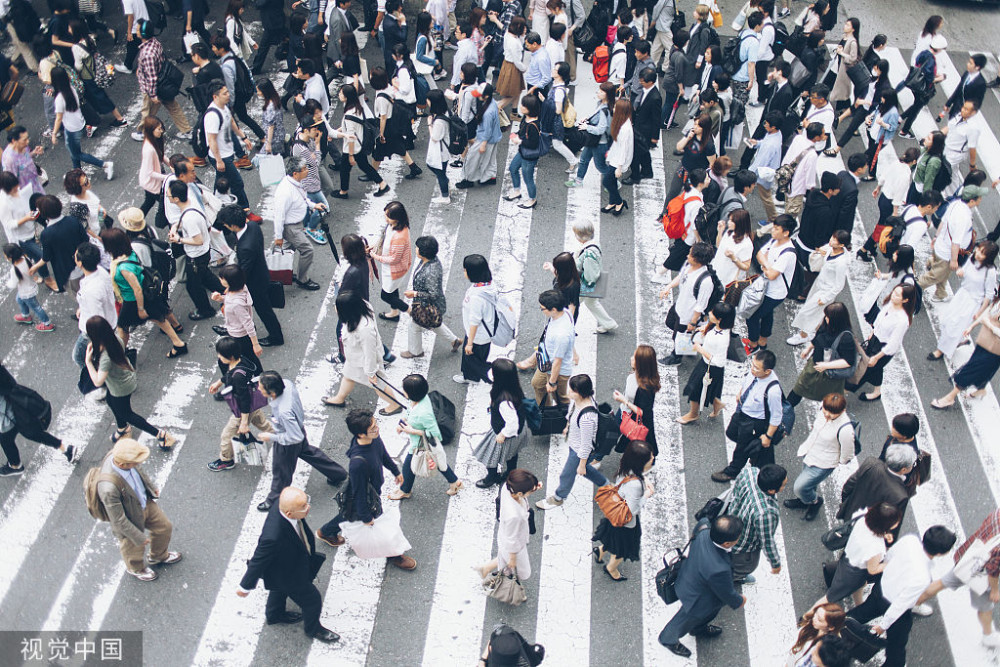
[601,205,616,214]
[612,201,630,216]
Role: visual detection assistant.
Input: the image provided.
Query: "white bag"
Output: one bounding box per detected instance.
[730,2,748,31]
[859,277,889,315]
[952,535,1000,595]
[674,333,697,356]
[196,184,222,225]
[267,247,295,285]
[950,340,974,371]
[232,435,265,466]
[257,153,285,189]
[183,31,200,55]
[209,228,232,264]
[340,505,413,559]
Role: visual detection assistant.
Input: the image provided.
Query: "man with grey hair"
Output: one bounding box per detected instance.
[572,220,618,333]
[837,445,918,529]
[272,156,324,291]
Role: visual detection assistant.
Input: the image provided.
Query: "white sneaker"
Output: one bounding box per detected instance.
[130,131,144,142]
[175,131,192,141]
[591,460,602,470]
[982,632,1000,648]
[431,196,451,205]
[103,161,114,180]
[786,333,809,346]
[596,324,619,334]
[536,496,564,510]
[114,63,132,74]
[911,602,933,617]
[452,374,473,384]
[565,162,579,174]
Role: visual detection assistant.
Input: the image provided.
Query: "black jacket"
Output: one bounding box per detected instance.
[945,71,987,116]
[675,518,743,618]
[240,504,325,592]
[235,220,270,293]
[833,170,859,233]
[764,81,796,118]
[798,189,840,250]
[838,457,914,522]
[40,216,88,290]
[633,86,662,147]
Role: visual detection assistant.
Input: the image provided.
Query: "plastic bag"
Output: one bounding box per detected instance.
[340,505,412,559]
[256,153,285,188]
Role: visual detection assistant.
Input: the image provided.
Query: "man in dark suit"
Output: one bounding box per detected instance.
[250,0,288,75]
[628,67,661,183]
[837,445,918,524]
[237,486,339,643]
[833,153,867,233]
[324,0,355,74]
[218,205,284,346]
[942,54,987,120]
[740,61,795,169]
[30,195,88,292]
[659,515,747,658]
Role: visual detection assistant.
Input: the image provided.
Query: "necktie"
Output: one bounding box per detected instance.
[297,519,309,549]
[740,378,757,405]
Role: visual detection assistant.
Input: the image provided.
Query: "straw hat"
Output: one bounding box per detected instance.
[118,207,146,232]
[111,438,150,465]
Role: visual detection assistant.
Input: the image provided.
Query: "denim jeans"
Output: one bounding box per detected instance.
[746,295,784,341]
[509,153,538,200]
[305,190,328,230]
[793,464,835,505]
[555,449,608,501]
[64,128,104,170]
[18,239,48,279]
[576,143,610,181]
[602,168,623,206]
[73,333,89,368]
[215,155,249,209]
[16,295,50,324]
[428,165,449,197]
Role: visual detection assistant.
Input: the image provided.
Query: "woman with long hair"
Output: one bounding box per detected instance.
[473,358,529,488]
[370,66,422,179]
[678,303,734,425]
[912,15,944,66]
[504,93,543,209]
[863,89,900,179]
[390,42,421,115]
[454,254,497,385]
[515,251,581,371]
[592,440,655,581]
[827,57,891,157]
[929,240,999,361]
[256,78,284,156]
[829,17,860,109]
[602,97,633,216]
[50,66,112,177]
[611,344,661,456]
[68,20,127,128]
[495,16,528,113]
[788,230,851,344]
[567,82,614,187]
[909,130,945,203]
[369,201,412,320]
[788,302,856,407]
[225,0,257,62]
[786,603,847,665]
[333,84,389,198]
[932,286,1000,408]
[102,226,186,355]
[414,12,440,98]
[476,468,542,583]
[864,244,916,325]
[321,291,403,413]
[63,167,109,237]
[846,283,916,401]
[84,315,178,450]
[666,113,717,202]
[425,89,452,203]
[711,209,754,285]
[339,31,363,93]
[138,117,168,218]
[457,83,501,187]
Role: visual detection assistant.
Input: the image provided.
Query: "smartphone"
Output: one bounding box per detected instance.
[743,138,754,148]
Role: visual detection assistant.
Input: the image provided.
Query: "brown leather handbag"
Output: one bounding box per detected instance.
[594,475,638,528]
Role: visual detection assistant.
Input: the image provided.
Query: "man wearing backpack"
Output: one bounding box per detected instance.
[919,184,984,301]
[528,290,576,406]
[0,363,76,477]
[167,180,228,320]
[729,11,762,107]
[92,438,182,581]
[204,80,253,210]
[750,0,777,107]
[647,0,676,73]
[896,35,947,141]
[131,20,193,143]
[214,34,265,164]
[250,0,288,76]
[659,242,717,365]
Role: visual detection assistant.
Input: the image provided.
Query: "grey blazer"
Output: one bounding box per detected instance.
[325,8,351,64]
[96,455,158,547]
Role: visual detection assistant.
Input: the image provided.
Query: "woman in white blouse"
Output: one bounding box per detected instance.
[495,17,528,115]
[788,230,850,344]
[845,283,916,402]
[679,302,735,424]
[712,209,755,286]
[864,245,916,325]
[592,440,655,582]
[911,15,943,66]
[928,240,998,361]
[224,0,257,62]
[473,359,529,488]
[602,98,634,216]
[424,90,452,204]
[64,168,108,237]
[476,469,541,582]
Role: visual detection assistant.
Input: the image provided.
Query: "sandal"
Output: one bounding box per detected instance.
[675,415,699,425]
[167,343,188,358]
[110,426,131,444]
[388,490,411,500]
[823,148,840,157]
[157,431,177,451]
[172,323,184,334]
[930,398,954,410]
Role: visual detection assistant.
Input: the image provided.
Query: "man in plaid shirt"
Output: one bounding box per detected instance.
[923,507,1000,647]
[131,19,192,143]
[728,464,786,584]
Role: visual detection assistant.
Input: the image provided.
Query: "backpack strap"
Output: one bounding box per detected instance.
[575,403,598,427]
[761,379,781,424]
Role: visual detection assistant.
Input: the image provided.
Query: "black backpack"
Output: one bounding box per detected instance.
[7,383,52,434]
[346,113,377,154]
[224,54,255,105]
[577,404,619,455]
[124,257,170,307]
[428,391,456,444]
[132,235,177,282]
[8,0,40,44]
[377,92,416,150]
[191,107,223,159]
[931,158,953,193]
[771,21,789,57]
[694,266,725,318]
[156,59,184,101]
[443,114,469,155]
[186,83,213,114]
[144,0,168,36]
[722,33,756,76]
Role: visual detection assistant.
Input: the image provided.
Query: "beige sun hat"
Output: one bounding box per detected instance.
[111,438,150,465]
[118,207,146,233]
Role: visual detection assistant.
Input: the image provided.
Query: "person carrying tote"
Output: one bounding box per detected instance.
[476,469,541,583]
[592,440,655,581]
[402,235,462,359]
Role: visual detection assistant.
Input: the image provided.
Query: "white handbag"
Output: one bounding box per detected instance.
[256,153,285,189]
[183,31,200,55]
[266,247,295,285]
[674,333,697,356]
[952,535,1000,595]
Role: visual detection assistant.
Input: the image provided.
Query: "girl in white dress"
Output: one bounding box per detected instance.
[711,209,755,286]
[929,240,999,361]
[788,231,850,345]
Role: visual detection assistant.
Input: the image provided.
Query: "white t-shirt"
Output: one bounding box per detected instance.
[122,0,150,35]
[763,240,797,299]
[0,188,35,243]
[712,232,754,285]
[898,205,928,250]
[204,103,234,159]
[682,190,705,246]
[674,264,712,325]
[304,74,330,115]
[463,283,495,345]
[933,201,973,262]
[55,91,86,133]
[71,191,102,234]
[179,208,211,258]
[845,519,887,570]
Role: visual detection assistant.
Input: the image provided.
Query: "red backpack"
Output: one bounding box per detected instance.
[592,45,610,83]
[662,193,700,240]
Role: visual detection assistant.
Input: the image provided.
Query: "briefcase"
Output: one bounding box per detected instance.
[529,403,568,436]
[842,618,886,663]
[268,280,286,309]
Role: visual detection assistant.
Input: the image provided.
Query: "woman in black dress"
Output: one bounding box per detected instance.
[612,344,660,456]
[592,440,655,581]
[679,302,735,424]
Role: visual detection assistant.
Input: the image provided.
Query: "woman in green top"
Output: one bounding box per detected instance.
[389,373,463,499]
[101,227,186,358]
[84,315,178,450]
[908,131,945,205]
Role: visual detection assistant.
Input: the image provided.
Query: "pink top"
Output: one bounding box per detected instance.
[139,141,168,194]
[223,288,257,339]
[371,226,412,281]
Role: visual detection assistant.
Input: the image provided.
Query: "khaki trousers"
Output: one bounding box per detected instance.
[783,194,804,219]
[918,254,952,299]
[531,369,568,407]
[118,501,173,573]
[142,94,192,133]
[757,184,777,223]
[219,408,274,461]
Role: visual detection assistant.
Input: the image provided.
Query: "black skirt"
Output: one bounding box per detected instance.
[683,358,725,406]
[117,298,168,329]
[952,345,1000,390]
[663,240,691,272]
[592,514,642,561]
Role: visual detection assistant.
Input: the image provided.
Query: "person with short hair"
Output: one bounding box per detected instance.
[131,19,192,142]
[72,242,116,370]
[203,80,252,210]
[454,254,497,385]
[402,235,461,358]
[272,156,321,291]
[785,393,855,521]
[838,445,918,526]
[659,242,717,366]
[782,122,824,218]
[747,215,797,350]
[30,194,89,293]
[524,289,576,405]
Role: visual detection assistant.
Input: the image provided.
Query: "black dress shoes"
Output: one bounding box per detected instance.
[257,500,272,512]
[211,325,228,336]
[691,624,723,638]
[661,641,691,657]
[294,278,321,291]
[259,337,283,347]
[307,627,340,643]
[266,611,303,625]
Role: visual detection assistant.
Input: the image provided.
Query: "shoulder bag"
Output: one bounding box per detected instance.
[482,568,528,605]
[534,320,553,372]
[823,330,857,380]
[594,475,638,527]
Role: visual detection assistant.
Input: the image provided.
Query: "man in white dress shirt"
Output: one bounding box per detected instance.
[273,156,324,290]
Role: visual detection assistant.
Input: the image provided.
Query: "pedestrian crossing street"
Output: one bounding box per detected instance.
[3,43,1000,666]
